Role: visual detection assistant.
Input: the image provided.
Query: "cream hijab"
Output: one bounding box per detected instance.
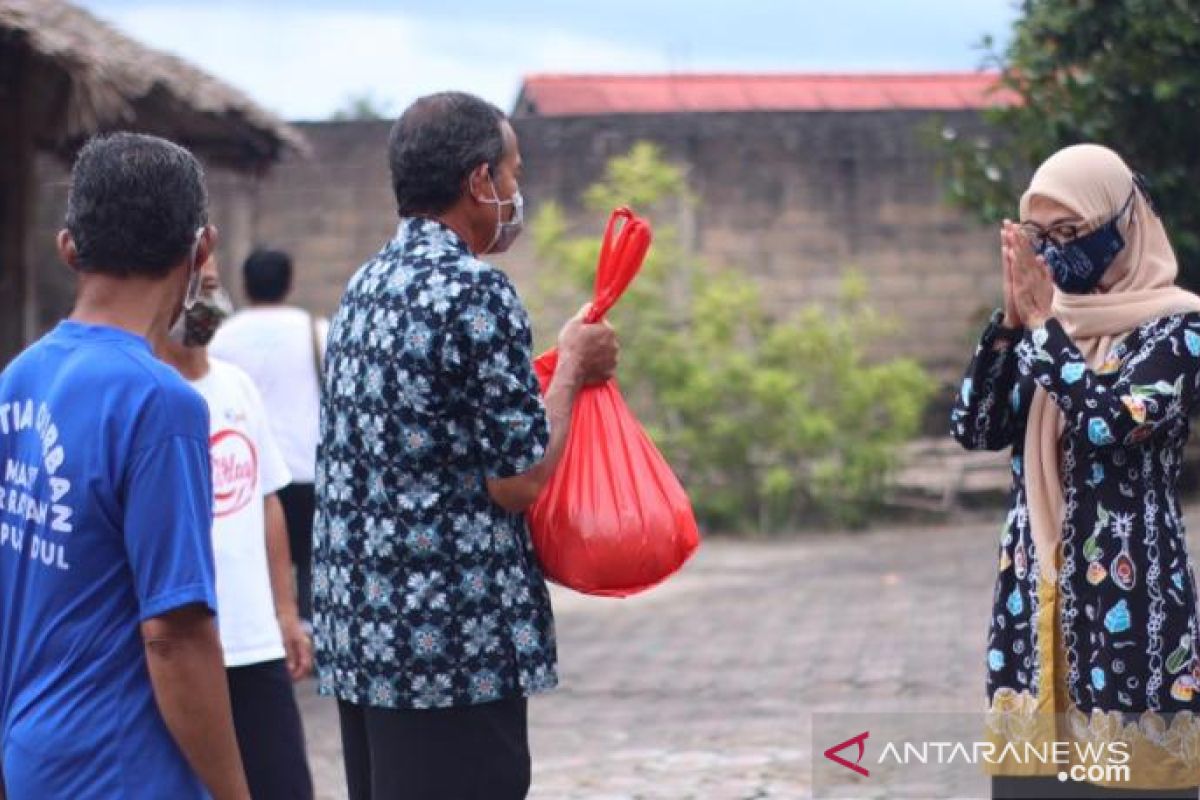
[1020,144,1200,581]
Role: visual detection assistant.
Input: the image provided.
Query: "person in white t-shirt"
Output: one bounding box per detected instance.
[210,249,325,625]
[158,255,314,800]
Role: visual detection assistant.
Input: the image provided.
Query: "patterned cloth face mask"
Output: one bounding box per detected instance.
[181,227,206,310]
[1035,188,1136,294]
[168,227,207,343]
[179,285,234,347]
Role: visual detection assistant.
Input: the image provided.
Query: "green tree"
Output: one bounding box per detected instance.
[529,143,932,532]
[942,0,1200,286]
[329,92,393,121]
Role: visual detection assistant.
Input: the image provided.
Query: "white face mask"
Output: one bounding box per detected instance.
[481,174,523,254]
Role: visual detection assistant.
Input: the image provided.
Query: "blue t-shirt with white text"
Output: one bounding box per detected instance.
[0,321,217,799]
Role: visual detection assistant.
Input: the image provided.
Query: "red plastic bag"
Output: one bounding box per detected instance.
[528,208,700,597]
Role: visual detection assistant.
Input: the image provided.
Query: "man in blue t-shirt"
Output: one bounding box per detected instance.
[0,133,250,799]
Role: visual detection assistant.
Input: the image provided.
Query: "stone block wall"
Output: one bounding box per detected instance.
[25,110,1004,386]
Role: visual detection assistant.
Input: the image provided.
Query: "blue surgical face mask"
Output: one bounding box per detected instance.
[1035,189,1135,294]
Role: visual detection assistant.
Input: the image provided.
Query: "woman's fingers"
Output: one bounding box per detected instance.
[1035,254,1055,285]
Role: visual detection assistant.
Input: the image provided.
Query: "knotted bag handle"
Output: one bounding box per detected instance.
[584,207,652,324]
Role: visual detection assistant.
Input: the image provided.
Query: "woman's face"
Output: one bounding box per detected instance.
[1025,195,1081,235]
[1023,195,1129,292]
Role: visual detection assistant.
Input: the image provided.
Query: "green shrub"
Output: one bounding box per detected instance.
[528,143,932,532]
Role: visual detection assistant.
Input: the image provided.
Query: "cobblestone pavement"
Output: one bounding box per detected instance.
[297,511,1200,799]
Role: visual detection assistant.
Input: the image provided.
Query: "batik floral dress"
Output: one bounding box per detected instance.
[951,309,1200,788]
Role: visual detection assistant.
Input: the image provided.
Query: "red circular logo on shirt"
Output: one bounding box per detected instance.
[210,429,258,518]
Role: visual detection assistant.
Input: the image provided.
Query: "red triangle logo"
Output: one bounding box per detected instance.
[823,730,870,777]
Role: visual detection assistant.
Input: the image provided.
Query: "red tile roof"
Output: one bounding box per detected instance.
[515,72,1016,116]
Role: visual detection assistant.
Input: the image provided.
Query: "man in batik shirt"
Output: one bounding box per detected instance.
[313,92,618,800]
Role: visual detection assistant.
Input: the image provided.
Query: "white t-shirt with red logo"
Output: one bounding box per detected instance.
[190,358,292,667]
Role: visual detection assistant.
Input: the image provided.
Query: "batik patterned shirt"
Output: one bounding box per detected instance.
[312,217,555,710]
[952,309,1200,787]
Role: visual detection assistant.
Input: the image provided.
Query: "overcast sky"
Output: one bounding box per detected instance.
[78,0,1020,121]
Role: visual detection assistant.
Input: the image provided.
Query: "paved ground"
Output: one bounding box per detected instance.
[296,511,1200,799]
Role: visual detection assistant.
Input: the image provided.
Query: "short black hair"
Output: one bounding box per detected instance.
[387,91,507,217]
[65,132,208,277]
[242,249,293,303]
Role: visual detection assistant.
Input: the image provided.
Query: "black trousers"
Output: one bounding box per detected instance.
[337,696,530,800]
[993,776,1199,799]
[276,482,315,621]
[227,659,314,800]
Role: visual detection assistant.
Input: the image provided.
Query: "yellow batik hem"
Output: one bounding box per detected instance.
[984,689,1200,789]
[984,574,1200,789]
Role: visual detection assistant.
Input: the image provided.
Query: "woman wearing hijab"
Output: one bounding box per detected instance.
[952,144,1200,799]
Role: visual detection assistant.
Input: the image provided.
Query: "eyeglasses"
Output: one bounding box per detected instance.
[1019,186,1137,251]
[1018,220,1082,250]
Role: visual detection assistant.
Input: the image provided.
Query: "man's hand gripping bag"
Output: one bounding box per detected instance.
[528,208,700,597]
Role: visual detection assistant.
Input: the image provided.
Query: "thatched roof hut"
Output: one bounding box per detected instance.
[0,0,306,364]
[0,0,305,166]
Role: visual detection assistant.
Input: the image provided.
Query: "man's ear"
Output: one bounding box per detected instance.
[56,229,81,270]
[465,163,491,205]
